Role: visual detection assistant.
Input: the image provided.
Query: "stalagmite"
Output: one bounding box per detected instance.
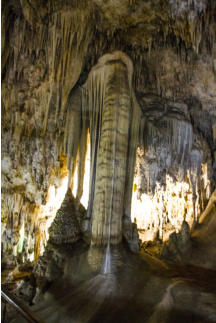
[85,51,141,245]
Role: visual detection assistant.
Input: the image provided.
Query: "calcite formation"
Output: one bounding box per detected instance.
[87,52,140,245]
[59,51,141,246]
[1,0,216,264]
[161,190,216,270]
[131,95,213,241]
[48,188,85,245]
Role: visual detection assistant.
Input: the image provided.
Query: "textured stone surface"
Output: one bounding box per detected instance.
[161,220,191,262]
[2,3,216,322]
[149,280,216,323]
[48,188,85,245]
[87,52,140,245]
[1,0,216,263]
[161,190,216,270]
[122,216,140,252]
[132,97,213,242]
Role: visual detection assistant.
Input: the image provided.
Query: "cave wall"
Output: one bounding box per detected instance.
[132,98,212,241]
[1,0,216,264]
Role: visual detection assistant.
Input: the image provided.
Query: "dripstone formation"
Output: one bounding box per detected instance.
[2,0,216,268]
[2,1,216,323]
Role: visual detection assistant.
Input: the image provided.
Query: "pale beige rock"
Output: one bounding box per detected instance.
[86,52,140,245]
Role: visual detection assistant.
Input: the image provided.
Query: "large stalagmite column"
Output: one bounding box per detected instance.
[86,52,140,245]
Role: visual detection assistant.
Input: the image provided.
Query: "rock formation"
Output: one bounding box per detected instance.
[87,52,140,245]
[1,0,216,265]
[48,188,86,245]
[2,1,216,322]
[132,95,213,241]
[161,190,216,270]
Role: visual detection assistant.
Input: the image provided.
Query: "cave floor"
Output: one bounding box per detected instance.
[3,244,216,323]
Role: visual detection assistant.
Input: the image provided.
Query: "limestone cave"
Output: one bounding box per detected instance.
[1,0,216,322]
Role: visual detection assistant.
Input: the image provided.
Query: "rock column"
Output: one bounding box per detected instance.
[86,52,139,245]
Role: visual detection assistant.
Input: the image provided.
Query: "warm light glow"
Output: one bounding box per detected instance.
[131,173,206,242]
[72,163,79,198]
[81,134,91,208]
[17,222,25,253]
[72,132,90,209]
[22,140,92,261]
[33,175,69,258]
[201,163,211,199]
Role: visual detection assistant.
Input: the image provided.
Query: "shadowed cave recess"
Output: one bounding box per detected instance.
[1,0,216,322]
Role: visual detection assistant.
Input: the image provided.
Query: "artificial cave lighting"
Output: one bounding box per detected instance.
[33,176,69,258]
[72,133,91,209]
[131,173,209,242]
[5,144,91,264]
[72,163,79,200]
[11,175,69,263]
[80,135,91,209]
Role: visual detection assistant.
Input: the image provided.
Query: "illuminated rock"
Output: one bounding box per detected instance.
[131,100,212,243]
[86,52,140,245]
[48,188,85,245]
[1,0,216,264]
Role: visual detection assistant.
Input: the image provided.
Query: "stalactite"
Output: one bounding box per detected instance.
[124,91,141,219]
[64,88,82,189]
[76,88,89,201]
[2,4,94,137]
[63,86,89,199]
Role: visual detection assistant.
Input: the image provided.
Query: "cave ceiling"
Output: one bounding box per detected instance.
[3,0,216,66]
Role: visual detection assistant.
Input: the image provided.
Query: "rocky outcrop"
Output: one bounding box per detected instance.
[122,216,140,252]
[161,190,216,270]
[32,244,64,295]
[30,189,88,294]
[161,220,191,262]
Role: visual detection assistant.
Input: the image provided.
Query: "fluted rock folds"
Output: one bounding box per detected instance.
[87,52,140,245]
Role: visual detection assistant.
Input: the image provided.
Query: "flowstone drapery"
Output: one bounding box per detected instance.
[64,52,141,245]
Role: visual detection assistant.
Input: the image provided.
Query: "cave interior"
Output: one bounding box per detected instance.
[1,0,216,322]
